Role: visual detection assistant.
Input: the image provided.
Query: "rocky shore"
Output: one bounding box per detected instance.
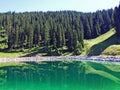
[0,56,120,63]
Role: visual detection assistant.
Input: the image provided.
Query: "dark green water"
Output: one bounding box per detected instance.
[0,61,120,90]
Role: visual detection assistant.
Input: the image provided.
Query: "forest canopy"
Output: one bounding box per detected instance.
[0,7,118,55]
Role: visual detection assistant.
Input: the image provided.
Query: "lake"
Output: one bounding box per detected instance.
[0,60,120,90]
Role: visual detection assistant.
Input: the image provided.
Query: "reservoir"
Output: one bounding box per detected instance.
[0,58,120,90]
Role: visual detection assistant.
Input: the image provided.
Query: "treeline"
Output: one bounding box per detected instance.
[114,4,120,38]
[0,9,114,53]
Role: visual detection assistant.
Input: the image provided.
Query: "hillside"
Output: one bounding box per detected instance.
[0,28,118,57]
[0,10,114,54]
[102,45,120,56]
[0,5,120,57]
[81,28,117,56]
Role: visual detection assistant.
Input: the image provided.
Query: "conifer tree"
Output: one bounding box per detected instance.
[114,5,120,37]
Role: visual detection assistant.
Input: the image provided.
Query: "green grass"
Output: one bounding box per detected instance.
[0,47,46,58]
[0,51,26,58]
[0,49,32,58]
[81,28,117,56]
[102,45,120,56]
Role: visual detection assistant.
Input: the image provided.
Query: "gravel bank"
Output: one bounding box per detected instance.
[0,56,120,63]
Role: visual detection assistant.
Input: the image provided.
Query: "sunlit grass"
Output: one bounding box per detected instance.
[81,28,116,56]
[102,45,120,56]
[0,47,43,58]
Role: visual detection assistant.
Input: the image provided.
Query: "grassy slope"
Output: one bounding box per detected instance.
[0,50,32,58]
[102,45,120,56]
[0,47,44,58]
[57,28,117,56]
[0,51,27,58]
[81,28,117,56]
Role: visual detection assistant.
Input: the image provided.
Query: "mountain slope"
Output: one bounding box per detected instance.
[102,45,120,55]
[81,28,117,56]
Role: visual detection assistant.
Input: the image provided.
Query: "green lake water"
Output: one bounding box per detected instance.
[0,61,120,90]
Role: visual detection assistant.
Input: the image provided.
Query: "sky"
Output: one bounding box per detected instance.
[0,0,120,12]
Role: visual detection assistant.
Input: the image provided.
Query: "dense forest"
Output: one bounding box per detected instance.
[114,4,120,38]
[0,7,118,55]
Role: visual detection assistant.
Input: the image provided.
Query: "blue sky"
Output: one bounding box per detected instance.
[0,0,120,12]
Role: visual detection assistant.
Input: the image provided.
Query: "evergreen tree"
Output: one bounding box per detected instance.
[0,27,8,49]
[114,5,120,37]
[0,9,115,53]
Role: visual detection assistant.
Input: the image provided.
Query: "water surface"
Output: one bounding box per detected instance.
[0,61,120,90]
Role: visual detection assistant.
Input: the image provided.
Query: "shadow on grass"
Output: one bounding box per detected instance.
[0,50,22,53]
[21,47,45,57]
[88,35,118,56]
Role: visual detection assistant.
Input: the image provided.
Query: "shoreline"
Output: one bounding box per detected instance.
[0,56,120,63]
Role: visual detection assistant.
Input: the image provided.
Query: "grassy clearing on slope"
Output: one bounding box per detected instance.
[0,51,26,58]
[81,29,116,56]
[0,47,46,58]
[102,45,120,56]
[0,45,70,58]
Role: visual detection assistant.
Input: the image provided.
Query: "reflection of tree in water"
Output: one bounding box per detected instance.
[0,70,7,85]
[0,61,120,90]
